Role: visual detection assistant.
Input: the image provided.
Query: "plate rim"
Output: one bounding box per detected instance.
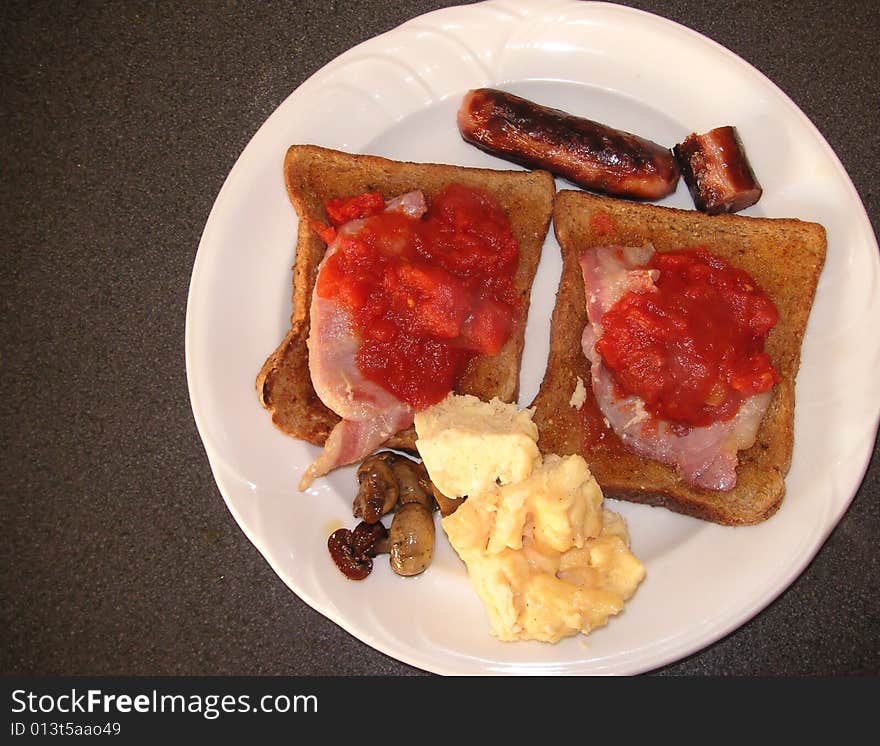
[185,0,880,675]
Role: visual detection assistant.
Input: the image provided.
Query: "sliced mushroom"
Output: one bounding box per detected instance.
[339,453,449,579]
[353,452,400,524]
[389,457,432,508]
[327,521,389,581]
[371,533,392,556]
[429,483,465,517]
[350,521,389,557]
[389,502,435,577]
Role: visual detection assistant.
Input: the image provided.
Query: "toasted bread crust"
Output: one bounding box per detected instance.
[530,191,826,525]
[257,145,556,451]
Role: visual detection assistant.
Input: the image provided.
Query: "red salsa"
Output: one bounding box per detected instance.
[315,184,520,410]
[596,249,779,427]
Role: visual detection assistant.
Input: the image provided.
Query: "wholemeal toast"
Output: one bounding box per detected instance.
[530,190,826,525]
[257,145,556,452]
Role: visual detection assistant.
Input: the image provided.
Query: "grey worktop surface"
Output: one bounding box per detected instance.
[3,0,878,676]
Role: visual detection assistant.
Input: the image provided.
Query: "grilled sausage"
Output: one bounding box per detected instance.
[674,126,763,214]
[457,88,680,200]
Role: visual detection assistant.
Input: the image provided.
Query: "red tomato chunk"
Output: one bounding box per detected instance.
[324,192,386,226]
[316,184,520,410]
[596,249,780,427]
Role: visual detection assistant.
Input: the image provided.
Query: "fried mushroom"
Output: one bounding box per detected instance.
[389,502,435,576]
[327,521,389,581]
[353,452,400,524]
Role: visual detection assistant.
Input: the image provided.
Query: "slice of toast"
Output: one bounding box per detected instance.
[531,190,826,525]
[257,145,556,452]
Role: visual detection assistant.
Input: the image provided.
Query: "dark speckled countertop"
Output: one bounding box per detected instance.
[3,0,878,676]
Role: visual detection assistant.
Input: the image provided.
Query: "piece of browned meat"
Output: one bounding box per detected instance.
[674,126,762,214]
[458,88,680,200]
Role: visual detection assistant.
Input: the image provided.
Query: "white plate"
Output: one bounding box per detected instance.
[185,0,880,675]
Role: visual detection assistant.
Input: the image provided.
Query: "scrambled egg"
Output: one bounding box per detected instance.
[414,394,645,644]
[414,393,540,498]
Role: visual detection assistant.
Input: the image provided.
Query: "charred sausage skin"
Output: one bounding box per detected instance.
[457,88,680,200]
[674,126,763,214]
